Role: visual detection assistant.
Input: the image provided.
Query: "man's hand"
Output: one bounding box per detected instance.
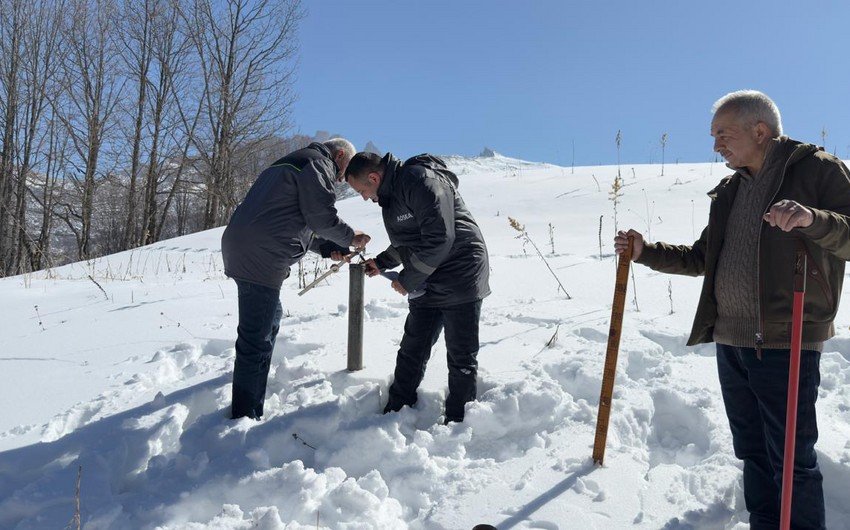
[351,231,371,251]
[614,229,645,261]
[329,251,347,262]
[764,199,814,232]
[391,280,408,295]
[364,258,381,277]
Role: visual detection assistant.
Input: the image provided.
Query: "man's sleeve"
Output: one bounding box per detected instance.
[635,226,709,277]
[308,237,349,258]
[398,176,456,292]
[796,158,850,260]
[375,245,403,270]
[297,159,355,248]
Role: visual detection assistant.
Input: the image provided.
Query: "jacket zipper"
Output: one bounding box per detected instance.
[755,152,796,360]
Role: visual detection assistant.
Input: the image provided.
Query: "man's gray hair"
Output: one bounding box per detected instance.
[712,90,783,136]
[324,137,356,160]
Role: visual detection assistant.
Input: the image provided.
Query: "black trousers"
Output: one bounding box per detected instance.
[385,299,482,422]
[716,344,824,530]
[231,280,282,419]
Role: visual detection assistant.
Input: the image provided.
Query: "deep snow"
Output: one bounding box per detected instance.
[1,153,850,529]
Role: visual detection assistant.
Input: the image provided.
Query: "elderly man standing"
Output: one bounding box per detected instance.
[345,151,490,424]
[222,138,370,420]
[616,90,850,529]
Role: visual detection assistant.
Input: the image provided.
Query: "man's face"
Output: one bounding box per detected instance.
[710,110,768,170]
[347,173,381,202]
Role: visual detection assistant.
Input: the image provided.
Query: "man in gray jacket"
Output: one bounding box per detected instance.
[222,138,370,419]
[345,151,490,423]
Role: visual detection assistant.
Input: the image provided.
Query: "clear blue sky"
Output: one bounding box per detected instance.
[292,1,850,166]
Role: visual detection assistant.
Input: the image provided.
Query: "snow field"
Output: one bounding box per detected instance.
[1,154,850,528]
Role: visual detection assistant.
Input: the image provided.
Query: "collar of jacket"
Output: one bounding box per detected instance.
[377,153,401,207]
[707,136,820,200]
[308,142,339,174]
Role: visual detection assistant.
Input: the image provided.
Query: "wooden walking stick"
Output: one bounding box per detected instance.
[592,236,633,465]
[780,247,807,530]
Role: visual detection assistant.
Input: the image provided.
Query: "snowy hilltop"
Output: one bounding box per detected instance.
[1,155,850,529]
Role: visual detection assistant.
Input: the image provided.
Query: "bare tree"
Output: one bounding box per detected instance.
[156,84,205,242]
[11,0,67,273]
[156,44,209,243]
[180,0,303,229]
[116,0,155,249]
[0,0,25,273]
[139,0,193,246]
[0,0,307,275]
[0,0,67,275]
[29,107,69,270]
[55,0,124,260]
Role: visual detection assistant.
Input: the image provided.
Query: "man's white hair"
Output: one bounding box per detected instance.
[712,90,783,136]
[324,137,356,160]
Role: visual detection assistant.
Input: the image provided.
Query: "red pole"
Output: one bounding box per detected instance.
[780,250,806,530]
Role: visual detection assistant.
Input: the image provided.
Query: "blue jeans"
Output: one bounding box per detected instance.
[231,280,283,419]
[716,344,824,530]
[384,300,482,422]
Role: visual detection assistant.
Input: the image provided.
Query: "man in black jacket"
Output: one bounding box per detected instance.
[345,151,490,423]
[222,138,370,419]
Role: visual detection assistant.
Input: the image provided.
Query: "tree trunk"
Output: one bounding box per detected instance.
[58,0,121,261]
[32,114,64,270]
[120,0,153,249]
[10,1,58,272]
[0,0,23,275]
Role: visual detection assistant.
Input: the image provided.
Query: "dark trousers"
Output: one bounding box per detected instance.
[231,280,283,419]
[716,344,824,530]
[385,300,482,422]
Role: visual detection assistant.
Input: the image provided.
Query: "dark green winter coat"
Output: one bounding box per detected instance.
[636,138,850,347]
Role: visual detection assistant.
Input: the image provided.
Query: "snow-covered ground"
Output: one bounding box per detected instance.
[2,153,850,529]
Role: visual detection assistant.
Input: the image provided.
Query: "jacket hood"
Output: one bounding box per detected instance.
[377,153,401,207]
[308,142,338,173]
[402,154,459,187]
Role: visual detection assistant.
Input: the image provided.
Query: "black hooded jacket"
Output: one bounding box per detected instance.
[374,153,490,307]
[221,142,354,289]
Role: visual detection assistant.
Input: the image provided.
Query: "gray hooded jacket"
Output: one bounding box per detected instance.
[222,142,354,289]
